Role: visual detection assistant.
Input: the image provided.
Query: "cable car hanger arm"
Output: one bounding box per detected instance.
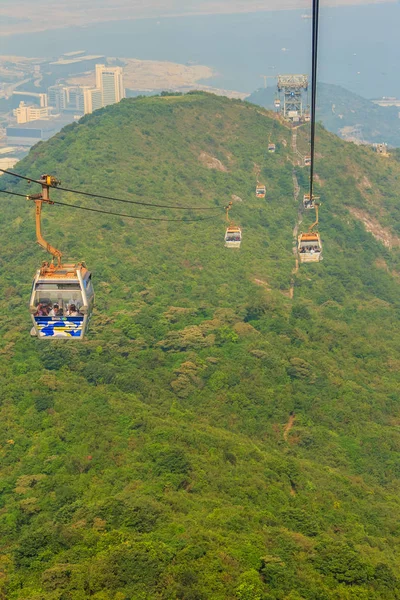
[308,202,320,232]
[27,175,63,267]
[33,198,62,266]
[225,201,233,225]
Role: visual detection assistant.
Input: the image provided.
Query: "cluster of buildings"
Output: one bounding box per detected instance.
[47,64,125,115]
[5,61,125,149]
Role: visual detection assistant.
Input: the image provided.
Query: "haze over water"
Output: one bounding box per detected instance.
[1,2,398,98]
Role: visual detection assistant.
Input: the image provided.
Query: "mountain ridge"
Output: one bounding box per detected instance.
[0,92,400,599]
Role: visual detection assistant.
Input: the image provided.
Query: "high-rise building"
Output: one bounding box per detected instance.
[48,85,86,113]
[68,87,85,112]
[95,64,125,107]
[48,85,69,111]
[83,87,103,114]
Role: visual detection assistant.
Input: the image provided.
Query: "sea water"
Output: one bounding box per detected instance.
[0,2,398,98]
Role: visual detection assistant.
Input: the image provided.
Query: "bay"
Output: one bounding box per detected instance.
[0,3,398,98]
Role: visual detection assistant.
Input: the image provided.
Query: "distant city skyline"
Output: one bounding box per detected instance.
[46,63,125,116]
[1,3,397,100]
[2,58,127,153]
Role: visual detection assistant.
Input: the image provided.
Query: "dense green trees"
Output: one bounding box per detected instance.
[0,93,400,598]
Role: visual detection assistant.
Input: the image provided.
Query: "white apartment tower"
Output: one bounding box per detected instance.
[95,64,125,107]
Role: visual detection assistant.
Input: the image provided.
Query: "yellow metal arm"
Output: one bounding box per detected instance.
[35,200,62,266]
[28,174,63,267]
[309,202,320,232]
[225,201,233,225]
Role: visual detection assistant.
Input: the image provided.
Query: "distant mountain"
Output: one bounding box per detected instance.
[247,82,400,147]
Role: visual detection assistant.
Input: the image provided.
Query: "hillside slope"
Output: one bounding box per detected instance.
[1,93,400,599]
[248,82,400,146]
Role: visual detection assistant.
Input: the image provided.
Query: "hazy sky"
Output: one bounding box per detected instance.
[0,0,396,37]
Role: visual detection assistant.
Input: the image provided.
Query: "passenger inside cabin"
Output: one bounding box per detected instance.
[49,303,63,317]
[35,303,49,316]
[67,304,81,317]
[300,245,320,253]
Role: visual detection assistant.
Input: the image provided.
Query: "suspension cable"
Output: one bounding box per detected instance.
[309,0,320,201]
[0,168,34,183]
[0,189,29,199]
[0,187,216,222]
[53,183,220,211]
[51,200,217,222]
[0,168,220,211]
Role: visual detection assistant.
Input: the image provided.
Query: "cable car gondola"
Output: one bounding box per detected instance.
[224,226,242,248]
[268,143,276,153]
[274,98,281,109]
[28,175,94,339]
[224,202,242,248]
[298,232,322,262]
[298,202,322,263]
[304,156,311,166]
[256,184,266,199]
[303,193,316,209]
[30,263,94,339]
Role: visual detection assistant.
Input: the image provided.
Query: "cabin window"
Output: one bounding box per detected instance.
[86,279,94,298]
[34,287,83,317]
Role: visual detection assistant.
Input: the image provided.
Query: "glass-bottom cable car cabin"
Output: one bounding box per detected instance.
[298,232,322,263]
[30,263,94,339]
[268,143,276,153]
[225,226,242,249]
[256,185,266,199]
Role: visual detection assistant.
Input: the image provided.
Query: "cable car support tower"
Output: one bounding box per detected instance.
[277,74,308,123]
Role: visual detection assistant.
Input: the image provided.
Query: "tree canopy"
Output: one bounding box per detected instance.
[0,93,400,599]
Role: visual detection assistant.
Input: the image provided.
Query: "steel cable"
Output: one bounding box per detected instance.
[309,0,320,201]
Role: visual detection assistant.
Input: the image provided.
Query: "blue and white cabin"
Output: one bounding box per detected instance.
[30,263,94,339]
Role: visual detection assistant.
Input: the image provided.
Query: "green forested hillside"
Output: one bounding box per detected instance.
[1,93,400,599]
